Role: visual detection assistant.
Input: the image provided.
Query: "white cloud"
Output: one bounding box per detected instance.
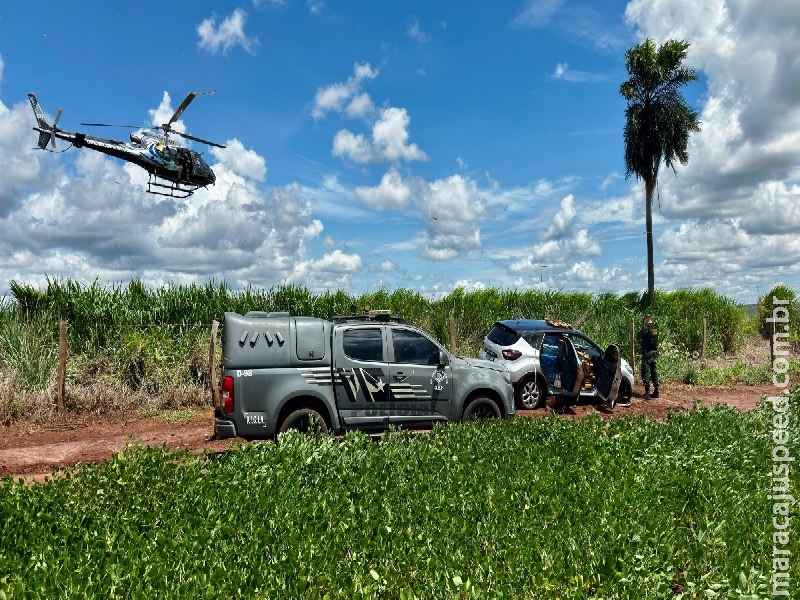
[379,259,396,272]
[332,130,372,163]
[311,62,378,119]
[565,261,633,289]
[355,167,412,210]
[419,175,483,260]
[625,0,800,231]
[372,107,427,162]
[148,92,186,135]
[407,17,430,43]
[210,139,267,181]
[346,93,375,118]
[0,98,47,215]
[307,249,362,273]
[511,0,567,28]
[548,62,606,82]
[543,194,576,239]
[333,107,427,164]
[197,9,259,55]
[453,279,487,292]
[508,194,600,273]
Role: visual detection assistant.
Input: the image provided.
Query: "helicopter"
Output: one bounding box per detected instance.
[28,91,226,197]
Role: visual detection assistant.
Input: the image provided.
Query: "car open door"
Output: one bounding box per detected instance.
[539,333,584,401]
[561,336,585,401]
[595,344,622,406]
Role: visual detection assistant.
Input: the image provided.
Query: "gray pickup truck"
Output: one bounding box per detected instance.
[214,310,514,439]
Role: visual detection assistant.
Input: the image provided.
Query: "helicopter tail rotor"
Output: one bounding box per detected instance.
[28,93,63,149]
[50,108,63,148]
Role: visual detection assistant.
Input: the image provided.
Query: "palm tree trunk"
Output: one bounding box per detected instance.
[645,178,655,305]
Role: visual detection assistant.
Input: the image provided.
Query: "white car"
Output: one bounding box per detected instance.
[478,319,634,410]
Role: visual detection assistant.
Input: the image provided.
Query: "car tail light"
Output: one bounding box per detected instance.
[502,349,522,361]
[221,376,234,414]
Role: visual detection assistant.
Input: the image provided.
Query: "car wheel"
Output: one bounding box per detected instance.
[515,376,545,410]
[278,408,329,435]
[462,396,502,421]
[614,380,632,408]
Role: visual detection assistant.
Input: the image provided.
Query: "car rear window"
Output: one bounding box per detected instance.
[487,323,520,346]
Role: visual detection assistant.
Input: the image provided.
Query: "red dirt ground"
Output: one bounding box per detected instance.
[0,381,778,484]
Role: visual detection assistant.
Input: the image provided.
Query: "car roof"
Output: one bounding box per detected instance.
[496,319,588,337]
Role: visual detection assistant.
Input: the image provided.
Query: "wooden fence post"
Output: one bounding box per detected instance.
[701,317,707,364]
[629,318,636,377]
[57,320,67,414]
[210,320,220,407]
[449,312,457,354]
[769,320,776,366]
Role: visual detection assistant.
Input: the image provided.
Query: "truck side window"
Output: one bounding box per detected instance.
[392,329,440,365]
[343,328,383,362]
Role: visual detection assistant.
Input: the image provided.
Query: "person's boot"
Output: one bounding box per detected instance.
[643,385,651,400]
[652,384,659,399]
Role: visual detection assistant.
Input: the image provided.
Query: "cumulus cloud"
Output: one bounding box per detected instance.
[626,0,800,230]
[354,170,484,261]
[508,194,600,273]
[355,167,412,210]
[0,98,48,216]
[311,62,378,119]
[332,107,428,164]
[148,92,186,135]
[419,175,484,260]
[210,139,267,181]
[333,107,427,164]
[197,9,259,55]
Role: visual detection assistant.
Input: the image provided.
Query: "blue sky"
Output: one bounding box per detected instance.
[0,0,798,302]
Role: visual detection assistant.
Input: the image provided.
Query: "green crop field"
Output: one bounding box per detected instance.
[1,389,798,598]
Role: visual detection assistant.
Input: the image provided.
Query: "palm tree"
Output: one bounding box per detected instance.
[620,38,701,306]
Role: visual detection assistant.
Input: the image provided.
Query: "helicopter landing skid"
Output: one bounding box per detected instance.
[147,174,199,198]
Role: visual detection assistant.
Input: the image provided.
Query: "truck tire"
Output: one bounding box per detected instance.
[278,408,329,435]
[515,376,546,410]
[462,396,502,421]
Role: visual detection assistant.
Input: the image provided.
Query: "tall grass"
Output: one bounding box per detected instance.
[0,279,755,421]
[758,283,800,349]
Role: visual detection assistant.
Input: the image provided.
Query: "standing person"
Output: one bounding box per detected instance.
[637,314,659,399]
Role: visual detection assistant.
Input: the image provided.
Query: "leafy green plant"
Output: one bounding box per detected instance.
[2,389,797,598]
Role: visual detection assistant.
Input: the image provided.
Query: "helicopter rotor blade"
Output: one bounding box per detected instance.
[164,90,216,132]
[175,130,226,149]
[80,122,141,129]
[51,108,63,148]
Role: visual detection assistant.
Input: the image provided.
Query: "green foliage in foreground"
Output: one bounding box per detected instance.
[2,391,798,598]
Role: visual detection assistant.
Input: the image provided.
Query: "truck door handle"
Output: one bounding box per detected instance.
[393,373,408,382]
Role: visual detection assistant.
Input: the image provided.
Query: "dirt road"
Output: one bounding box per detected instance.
[0,381,777,483]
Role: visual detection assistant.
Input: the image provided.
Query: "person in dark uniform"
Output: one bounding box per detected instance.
[637,314,659,399]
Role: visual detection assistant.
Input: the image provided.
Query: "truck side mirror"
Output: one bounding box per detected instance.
[438,350,449,367]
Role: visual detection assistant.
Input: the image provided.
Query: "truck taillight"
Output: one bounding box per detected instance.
[221,376,234,414]
[502,349,522,361]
